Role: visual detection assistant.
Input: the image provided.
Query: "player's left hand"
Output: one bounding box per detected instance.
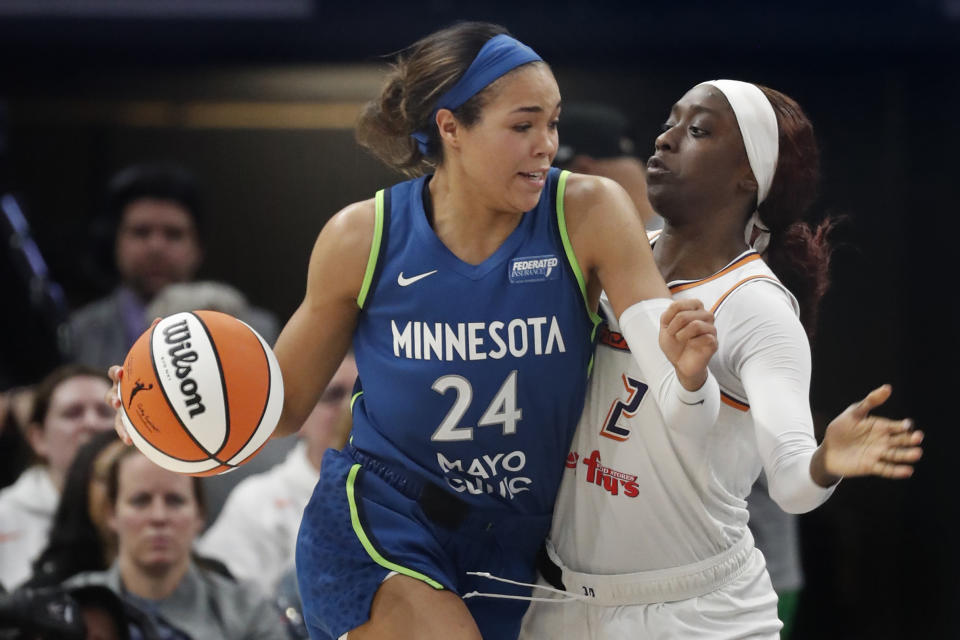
[659,299,718,391]
[820,384,923,479]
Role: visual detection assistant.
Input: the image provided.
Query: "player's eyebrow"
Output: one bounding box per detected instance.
[510,101,562,114]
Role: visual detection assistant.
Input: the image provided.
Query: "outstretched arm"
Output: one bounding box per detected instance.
[734,285,921,513]
[563,172,719,433]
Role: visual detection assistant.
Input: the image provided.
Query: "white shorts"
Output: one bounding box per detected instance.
[519,548,782,640]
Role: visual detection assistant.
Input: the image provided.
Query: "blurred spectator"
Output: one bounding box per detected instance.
[0,364,114,591]
[197,353,356,596]
[65,446,287,640]
[66,164,203,371]
[24,430,124,589]
[66,163,278,371]
[554,102,662,231]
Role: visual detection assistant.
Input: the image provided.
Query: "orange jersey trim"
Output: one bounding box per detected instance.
[709,274,778,314]
[669,253,762,294]
[721,391,749,412]
[598,325,630,351]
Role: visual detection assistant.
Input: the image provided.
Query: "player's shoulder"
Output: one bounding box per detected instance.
[720,276,797,312]
[561,172,627,210]
[713,256,798,318]
[712,276,803,353]
[327,198,376,235]
[671,252,792,312]
[311,198,377,264]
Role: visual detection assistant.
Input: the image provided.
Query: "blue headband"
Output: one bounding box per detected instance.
[410,34,543,155]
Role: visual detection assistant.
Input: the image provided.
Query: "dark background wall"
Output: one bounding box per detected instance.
[0,2,955,637]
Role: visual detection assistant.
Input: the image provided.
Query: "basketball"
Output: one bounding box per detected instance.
[118,310,284,476]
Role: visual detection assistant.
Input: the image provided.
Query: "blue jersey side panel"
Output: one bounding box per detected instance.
[350,168,596,516]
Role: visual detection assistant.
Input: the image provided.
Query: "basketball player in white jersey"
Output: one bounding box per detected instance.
[519,80,924,638]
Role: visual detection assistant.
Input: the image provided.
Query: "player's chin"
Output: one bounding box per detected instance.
[507,193,542,214]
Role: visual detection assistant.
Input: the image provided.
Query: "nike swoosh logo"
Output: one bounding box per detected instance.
[397,270,438,286]
[680,398,705,406]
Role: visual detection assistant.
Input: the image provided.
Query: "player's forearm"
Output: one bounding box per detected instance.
[618,299,720,434]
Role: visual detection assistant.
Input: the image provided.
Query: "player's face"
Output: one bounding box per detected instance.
[456,63,561,214]
[645,84,754,221]
[31,376,114,482]
[115,199,202,300]
[110,453,203,575]
[299,355,358,469]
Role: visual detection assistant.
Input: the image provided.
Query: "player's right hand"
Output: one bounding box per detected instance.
[106,317,163,446]
[659,298,718,391]
[105,365,133,445]
[819,384,923,480]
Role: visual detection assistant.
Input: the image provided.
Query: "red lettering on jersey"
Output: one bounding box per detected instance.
[578,450,640,498]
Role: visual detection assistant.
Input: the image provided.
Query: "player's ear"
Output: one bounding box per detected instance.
[436,109,462,150]
[737,172,758,196]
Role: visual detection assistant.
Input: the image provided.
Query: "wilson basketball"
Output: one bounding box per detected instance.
[118,310,284,476]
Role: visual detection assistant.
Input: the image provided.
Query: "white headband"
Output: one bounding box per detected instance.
[702,79,779,253]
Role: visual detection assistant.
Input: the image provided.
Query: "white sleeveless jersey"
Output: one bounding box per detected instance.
[550,245,810,575]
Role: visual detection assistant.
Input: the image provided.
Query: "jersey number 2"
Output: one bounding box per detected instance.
[431,370,522,442]
[600,374,648,441]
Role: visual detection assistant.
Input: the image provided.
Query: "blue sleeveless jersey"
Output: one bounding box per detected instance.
[350,168,599,516]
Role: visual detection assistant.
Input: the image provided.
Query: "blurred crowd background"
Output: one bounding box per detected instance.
[0,2,954,638]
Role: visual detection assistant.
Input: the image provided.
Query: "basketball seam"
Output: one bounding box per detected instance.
[192,311,231,460]
[220,318,273,467]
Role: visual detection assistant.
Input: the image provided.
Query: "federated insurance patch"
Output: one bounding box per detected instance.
[509,254,561,283]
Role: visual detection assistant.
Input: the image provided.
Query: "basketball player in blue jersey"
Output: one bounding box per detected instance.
[106,22,720,640]
[519,81,925,639]
[277,23,725,640]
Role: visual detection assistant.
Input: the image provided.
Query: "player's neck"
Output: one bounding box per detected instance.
[428,169,523,266]
[654,216,749,283]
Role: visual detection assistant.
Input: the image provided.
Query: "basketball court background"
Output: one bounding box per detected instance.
[0,2,954,638]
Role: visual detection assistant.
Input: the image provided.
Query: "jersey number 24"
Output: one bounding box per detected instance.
[430,371,522,442]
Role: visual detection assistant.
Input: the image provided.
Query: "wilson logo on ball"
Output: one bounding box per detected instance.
[119,310,284,477]
[162,318,207,419]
